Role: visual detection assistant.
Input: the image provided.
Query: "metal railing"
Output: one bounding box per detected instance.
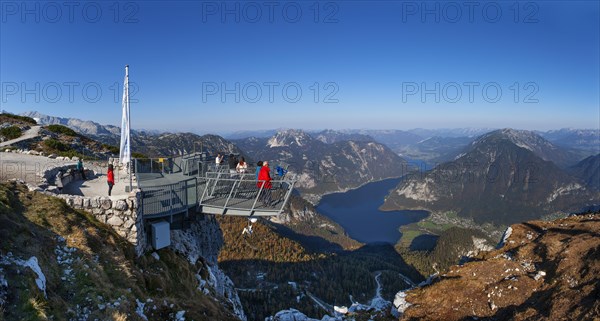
[140,177,197,218]
[135,154,297,218]
[197,172,296,216]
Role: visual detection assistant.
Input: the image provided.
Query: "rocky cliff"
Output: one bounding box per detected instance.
[399,212,600,320]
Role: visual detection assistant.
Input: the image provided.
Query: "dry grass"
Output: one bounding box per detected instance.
[0,182,241,321]
[27,298,48,320]
[403,213,600,321]
[111,311,128,321]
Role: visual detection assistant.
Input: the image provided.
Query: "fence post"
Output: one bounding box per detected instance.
[251,183,264,214]
[184,180,189,219]
[222,180,238,215]
[169,184,174,215]
[140,191,144,217]
[278,176,296,215]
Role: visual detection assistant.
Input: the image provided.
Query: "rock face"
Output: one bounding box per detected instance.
[383,129,599,225]
[570,153,600,191]
[401,213,600,321]
[476,128,581,168]
[170,215,246,321]
[234,129,409,197]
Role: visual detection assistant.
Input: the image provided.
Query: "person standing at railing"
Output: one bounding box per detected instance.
[228,153,238,175]
[236,157,248,173]
[257,161,272,206]
[255,161,263,180]
[107,164,115,196]
[215,154,222,166]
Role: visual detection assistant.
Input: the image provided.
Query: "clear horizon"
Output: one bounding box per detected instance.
[1,1,599,132]
[11,109,600,137]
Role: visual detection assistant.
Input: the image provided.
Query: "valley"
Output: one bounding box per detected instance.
[1,111,599,320]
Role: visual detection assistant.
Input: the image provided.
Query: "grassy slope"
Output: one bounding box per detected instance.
[0,182,239,321]
[217,216,422,321]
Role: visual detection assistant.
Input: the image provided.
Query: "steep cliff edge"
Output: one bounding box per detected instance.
[0,181,243,321]
[400,212,600,320]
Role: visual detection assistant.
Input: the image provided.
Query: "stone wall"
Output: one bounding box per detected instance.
[22,162,148,256]
[53,192,147,256]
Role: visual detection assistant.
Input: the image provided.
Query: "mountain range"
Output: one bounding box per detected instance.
[382,129,599,226]
[22,111,243,157]
[4,111,600,321]
[233,129,409,198]
[18,112,600,223]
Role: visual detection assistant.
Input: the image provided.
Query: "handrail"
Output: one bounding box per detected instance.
[139,177,197,217]
[138,171,297,218]
[198,173,297,216]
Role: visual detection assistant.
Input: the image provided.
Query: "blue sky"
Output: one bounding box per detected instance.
[1,0,598,134]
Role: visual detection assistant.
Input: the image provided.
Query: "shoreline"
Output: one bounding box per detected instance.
[301,175,405,207]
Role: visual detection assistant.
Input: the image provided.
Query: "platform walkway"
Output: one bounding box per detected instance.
[133,155,296,220]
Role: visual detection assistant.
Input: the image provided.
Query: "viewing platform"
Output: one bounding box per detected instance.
[133,153,297,222]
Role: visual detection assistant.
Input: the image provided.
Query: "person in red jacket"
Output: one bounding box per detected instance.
[107,164,115,196]
[257,161,272,206]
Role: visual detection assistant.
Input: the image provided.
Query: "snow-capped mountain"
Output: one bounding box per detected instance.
[267,129,314,148]
[234,129,409,198]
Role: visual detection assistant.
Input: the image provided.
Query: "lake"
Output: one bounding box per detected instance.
[316,178,429,244]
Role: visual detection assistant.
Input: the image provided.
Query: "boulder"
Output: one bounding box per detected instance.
[114,200,128,211]
[123,218,135,230]
[90,197,100,208]
[107,215,124,227]
[73,197,83,208]
[92,210,106,223]
[100,198,112,210]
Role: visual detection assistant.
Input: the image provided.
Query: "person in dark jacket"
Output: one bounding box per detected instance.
[76,159,86,180]
[107,164,115,196]
[257,161,272,206]
[228,154,237,174]
[255,161,263,180]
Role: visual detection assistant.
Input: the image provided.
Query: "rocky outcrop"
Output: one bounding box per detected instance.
[170,215,246,321]
[400,213,600,321]
[234,129,409,197]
